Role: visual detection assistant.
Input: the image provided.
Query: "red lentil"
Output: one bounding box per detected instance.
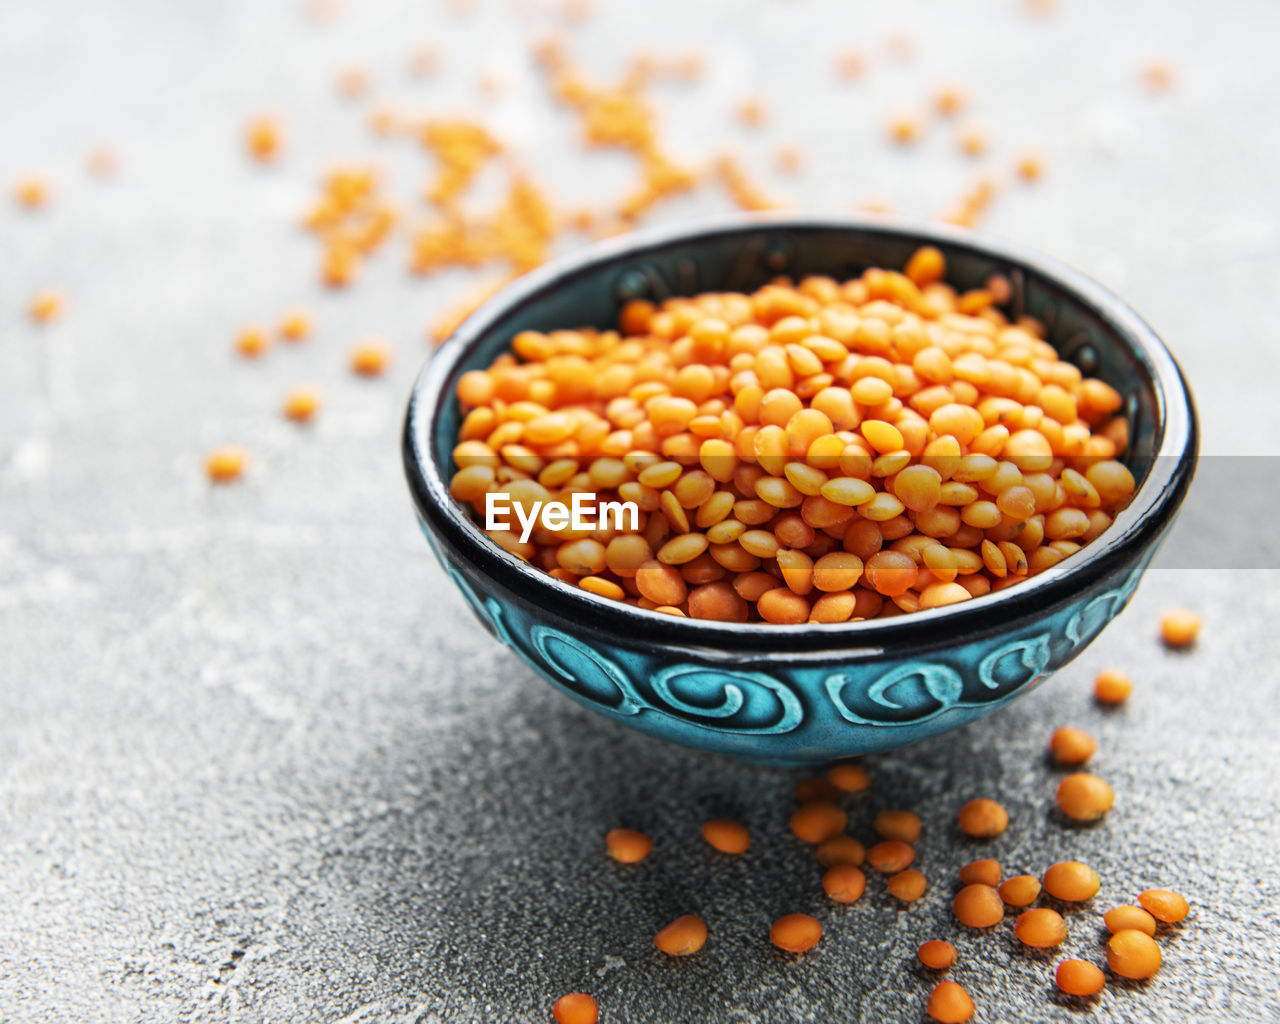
[822,863,866,903]
[887,868,927,901]
[1056,773,1114,822]
[1093,669,1133,704]
[552,993,598,1024]
[874,810,922,843]
[1014,907,1067,947]
[701,819,750,855]
[205,446,246,483]
[1106,929,1162,979]
[770,913,822,952]
[790,802,848,844]
[953,884,1003,928]
[957,799,1008,838]
[917,939,957,970]
[1159,609,1200,648]
[816,835,865,868]
[827,763,870,793]
[1138,888,1189,924]
[867,840,915,873]
[1104,905,1157,936]
[605,828,652,863]
[998,875,1041,907]
[927,980,975,1023]
[1055,959,1105,997]
[1042,861,1100,902]
[1049,726,1097,765]
[959,859,1001,887]
[654,914,707,956]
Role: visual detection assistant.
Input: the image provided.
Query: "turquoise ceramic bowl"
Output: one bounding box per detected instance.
[403,215,1197,765]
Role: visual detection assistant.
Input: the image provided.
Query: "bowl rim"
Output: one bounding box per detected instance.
[403,212,1197,649]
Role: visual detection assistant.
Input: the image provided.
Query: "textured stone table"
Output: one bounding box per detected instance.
[2,1,1278,1021]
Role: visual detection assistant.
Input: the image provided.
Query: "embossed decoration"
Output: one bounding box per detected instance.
[530,624,644,715]
[978,634,1051,691]
[650,665,804,735]
[826,662,965,726]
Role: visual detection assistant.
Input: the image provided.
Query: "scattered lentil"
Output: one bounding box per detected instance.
[605,827,652,863]
[770,913,822,952]
[350,339,392,376]
[1042,861,1100,902]
[1106,929,1162,979]
[791,802,848,844]
[702,818,750,855]
[1159,609,1200,648]
[205,446,246,483]
[827,763,870,793]
[1055,959,1105,997]
[927,980,975,1023]
[957,798,1008,838]
[867,840,915,873]
[887,868,927,901]
[654,914,707,956]
[822,863,867,903]
[953,884,1004,928]
[874,810,922,843]
[283,386,321,422]
[1104,905,1157,936]
[917,939,957,970]
[1056,773,1114,822]
[1049,726,1096,765]
[552,993,598,1024]
[959,858,1001,887]
[816,835,865,867]
[1093,668,1133,705]
[1138,888,1189,924]
[1014,907,1067,947]
[998,875,1041,907]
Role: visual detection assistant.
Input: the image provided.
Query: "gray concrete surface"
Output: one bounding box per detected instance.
[2,1,1278,1021]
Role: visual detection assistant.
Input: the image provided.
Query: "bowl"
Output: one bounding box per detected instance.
[402,214,1197,766]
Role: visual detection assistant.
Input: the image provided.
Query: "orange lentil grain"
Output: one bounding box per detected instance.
[205,446,246,483]
[888,868,927,902]
[283,386,321,422]
[1106,929,1162,979]
[874,810,922,843]
[1049,726,1097,765]
[927,980,975,1023]
[827,763,870,793]
[790,802,848,844]
[552,993,598,1024]
[796,777,842,803]
[1138,888,1190,924]
[917,939,957,970]
[350,339,392,376]
[1093,669,1133,704]
[1104,905,1157,936]
[998,874,1041,907]
[28,289,64,323]
[279,309,313,342]
[1159,609,1201,648]
[816,835,865,868]
[953,884,1003,928]
[1014,907,1067,947]
[246,114,282,161]
[822,863,866,903]
[605,827,652,863]
[13,175,49,208]
[1056,773,1114,822]
[701,819,750,855]
[770,913,821,953]
[957,798,1008,838]
[958,859,1001,888]
[1042,861,1100,902]
[866,840,915,873]
[654,914,707,956]
[1055,959,1105,997]
[235,327,269,358]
